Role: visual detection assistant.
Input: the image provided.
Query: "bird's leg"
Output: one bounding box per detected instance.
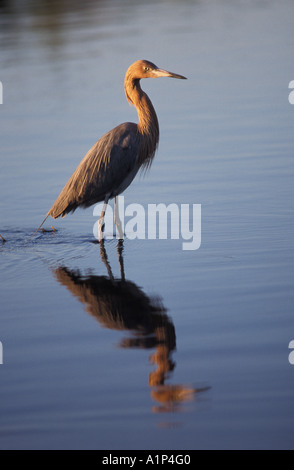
[114,196,124,240]
[98,200,108,242]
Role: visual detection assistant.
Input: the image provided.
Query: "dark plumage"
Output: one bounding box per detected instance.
[49,122,139,218]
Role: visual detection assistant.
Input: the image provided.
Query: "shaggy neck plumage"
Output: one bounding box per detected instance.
[124,76,159,169]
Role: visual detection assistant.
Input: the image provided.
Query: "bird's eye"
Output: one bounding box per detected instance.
[144,67,149,72]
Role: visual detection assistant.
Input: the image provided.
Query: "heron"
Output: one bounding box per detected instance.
[34,60,186,240]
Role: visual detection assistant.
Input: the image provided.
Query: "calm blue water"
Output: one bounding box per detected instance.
[1,0,294,450]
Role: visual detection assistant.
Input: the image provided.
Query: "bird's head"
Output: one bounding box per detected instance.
[126,59,187,81]
[124,60,186,105]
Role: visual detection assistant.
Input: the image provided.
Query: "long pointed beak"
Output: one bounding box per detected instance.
[152,68,187,80]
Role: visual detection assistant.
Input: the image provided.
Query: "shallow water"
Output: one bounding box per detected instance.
[1,0,294,450]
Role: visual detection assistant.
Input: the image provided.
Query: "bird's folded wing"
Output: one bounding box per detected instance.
[49,122,139,218]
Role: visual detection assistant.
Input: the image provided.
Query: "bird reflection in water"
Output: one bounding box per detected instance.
[53,240,209,414]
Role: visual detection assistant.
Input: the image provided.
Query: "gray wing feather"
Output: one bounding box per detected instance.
[49,123,139,218]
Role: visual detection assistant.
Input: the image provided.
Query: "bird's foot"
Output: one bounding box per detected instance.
[115,220,124,240]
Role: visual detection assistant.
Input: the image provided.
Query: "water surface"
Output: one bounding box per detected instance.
[1,0,294,450]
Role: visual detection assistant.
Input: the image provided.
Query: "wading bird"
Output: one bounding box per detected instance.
[34,60,186,240]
